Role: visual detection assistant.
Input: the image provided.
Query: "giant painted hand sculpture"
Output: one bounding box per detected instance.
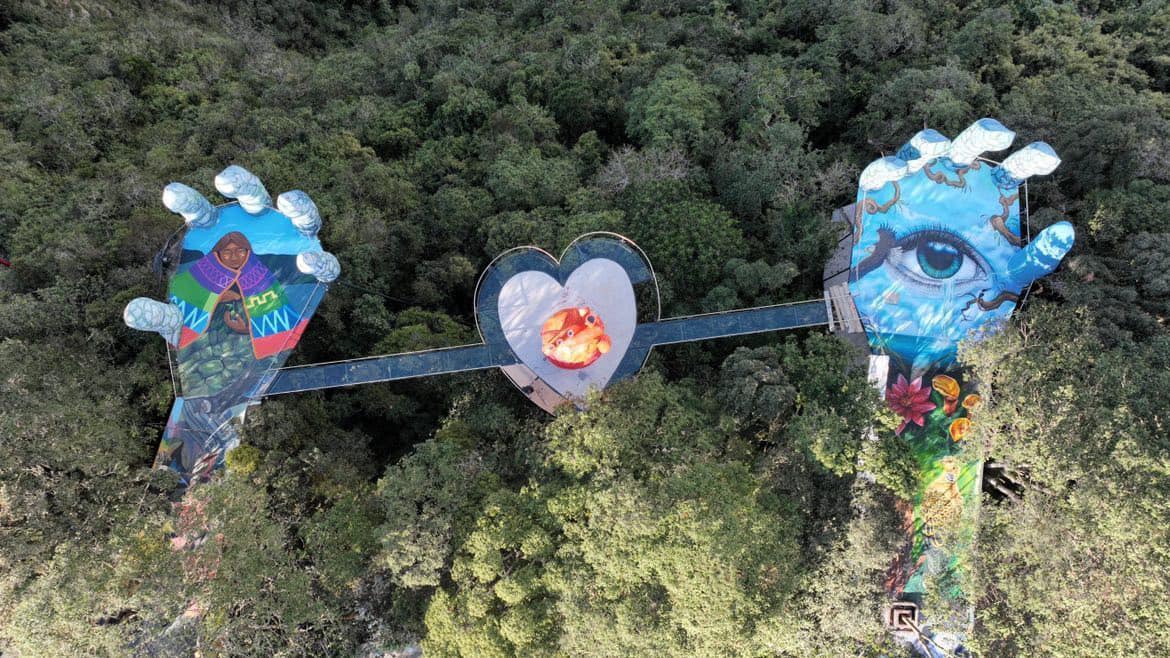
[124,167,339,485]
[848,118,1075,372]
[848,120,1074,656]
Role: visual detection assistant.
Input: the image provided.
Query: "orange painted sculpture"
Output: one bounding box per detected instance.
[540,306,611,369]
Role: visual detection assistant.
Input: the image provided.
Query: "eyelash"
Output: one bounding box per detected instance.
[882,223,979,260]
[904,233,977,263]
[885,222,958,243]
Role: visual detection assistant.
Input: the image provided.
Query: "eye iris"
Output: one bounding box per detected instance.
[917,240,962,279]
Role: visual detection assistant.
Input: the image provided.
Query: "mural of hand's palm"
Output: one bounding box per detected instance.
[125,166,340,342]
[847,118,1075,371]
[123,166,340,481]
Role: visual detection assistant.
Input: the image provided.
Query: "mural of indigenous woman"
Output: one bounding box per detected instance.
[125,166,339,485]
[848,119,1074,655]
[171,230,314,395]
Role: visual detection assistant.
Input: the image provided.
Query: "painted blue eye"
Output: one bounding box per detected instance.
[883,228,990,292]
[917,240,963,279]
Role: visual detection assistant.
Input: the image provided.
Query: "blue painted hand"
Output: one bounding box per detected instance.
[123,166,342,483]
[847,119,1075,371]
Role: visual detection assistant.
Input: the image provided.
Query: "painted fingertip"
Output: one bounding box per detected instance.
[124,297,183,345]
[897,129,951,172]
[160,183,183,209]
[1001,142,1061,183]
[859,156,908,191]
[277,190,322,238]
[1005,221,1075,289]
[215,165,271,214]
[948,118,1015,165]
[297,250,341,283]
[295,252,315,274]
[162,182,216,228]
[213,165,254,195]
[1034,220,1075,256]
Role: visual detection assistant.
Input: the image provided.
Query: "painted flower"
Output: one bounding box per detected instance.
[931,374,960,416]
[949,417,972,442]
[887,374,937,435]
[961,394,982,411]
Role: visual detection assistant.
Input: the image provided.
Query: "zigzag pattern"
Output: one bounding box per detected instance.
[250,305,298,337]
[169,294,210,334]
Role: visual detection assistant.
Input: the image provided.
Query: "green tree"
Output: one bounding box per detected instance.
[422,376,808,656]
[626,64,721,150]
[961,303,1170,657]
[618,180,747,311]
[376,426,502,590]
[485,145,581,210]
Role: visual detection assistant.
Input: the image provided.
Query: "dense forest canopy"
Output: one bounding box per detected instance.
[0,0,1168,656]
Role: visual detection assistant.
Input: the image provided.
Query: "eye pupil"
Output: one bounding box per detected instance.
[917,240,962,279]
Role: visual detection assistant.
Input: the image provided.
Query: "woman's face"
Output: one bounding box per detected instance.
[217,243,249,270]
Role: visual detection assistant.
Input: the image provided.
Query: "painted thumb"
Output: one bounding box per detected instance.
[1004,221,1075,291]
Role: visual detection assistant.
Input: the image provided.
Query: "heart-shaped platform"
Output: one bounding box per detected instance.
[474,233,659,410]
